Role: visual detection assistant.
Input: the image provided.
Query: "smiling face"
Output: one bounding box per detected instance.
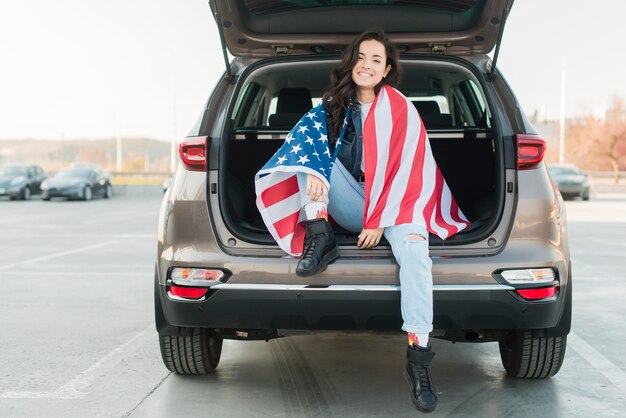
[351,39,392,102]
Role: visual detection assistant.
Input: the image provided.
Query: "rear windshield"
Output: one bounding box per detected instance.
[231,59,491,131]
[245,0,479,14]
[0,166,28,176]
[549,166,582,176]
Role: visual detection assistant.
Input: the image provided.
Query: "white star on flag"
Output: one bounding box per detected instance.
[305,136,314,145]
[306,111,316,120]
[276,155,287,164]
[324,147,331,157]
[318,133,328,143]
[290,144,302,154]
[297,155,310,165]
[285,133,295,144]
[298,125,309,134]
[313,121,323,131]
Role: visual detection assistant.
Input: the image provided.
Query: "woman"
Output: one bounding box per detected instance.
[255,30,470,413]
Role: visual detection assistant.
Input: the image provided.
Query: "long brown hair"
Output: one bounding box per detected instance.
[323,30,400,143]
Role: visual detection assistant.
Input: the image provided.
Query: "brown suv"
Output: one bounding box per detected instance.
[155,0,570,379]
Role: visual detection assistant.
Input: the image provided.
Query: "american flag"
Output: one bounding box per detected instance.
[362,86,470,237]
[255,86,470,256]
[255,104,336,256]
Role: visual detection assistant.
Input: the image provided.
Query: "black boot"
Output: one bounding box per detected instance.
[404,344,437,413]
[296,219,339,277]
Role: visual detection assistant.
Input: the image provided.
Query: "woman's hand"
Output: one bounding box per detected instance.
[306,173,328,203]
[357,227,384,248]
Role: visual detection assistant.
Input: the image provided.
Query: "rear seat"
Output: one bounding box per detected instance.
[412,100,454,129]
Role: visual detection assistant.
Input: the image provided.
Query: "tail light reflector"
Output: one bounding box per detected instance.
[516,286,557,300]
[516,134,546,170]
[179,136,208,171]
[168,286,208,299]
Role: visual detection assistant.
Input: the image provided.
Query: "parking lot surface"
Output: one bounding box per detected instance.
[0,193,625,417]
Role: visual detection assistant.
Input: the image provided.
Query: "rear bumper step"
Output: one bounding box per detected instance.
[158,284,567,333]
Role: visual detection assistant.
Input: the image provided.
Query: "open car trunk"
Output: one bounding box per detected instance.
[220,56,504,247]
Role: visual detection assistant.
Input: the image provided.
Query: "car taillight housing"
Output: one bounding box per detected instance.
[179,136,208,171]
[516,134,546,170]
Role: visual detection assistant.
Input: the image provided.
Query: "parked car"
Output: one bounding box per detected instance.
[155,0,571,380]
[162,175,173,194]
[0,164,47,200]
[40,167,113,201]
[548,163,590,200]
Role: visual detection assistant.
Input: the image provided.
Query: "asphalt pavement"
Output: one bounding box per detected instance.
[0,191,625,417]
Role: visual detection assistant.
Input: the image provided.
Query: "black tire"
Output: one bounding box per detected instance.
[83,186,92,201]
[582,190,590,201]
[498,330,567,378]
[159,328,223,374]
[104,184,113,199]
[22,187,31,200]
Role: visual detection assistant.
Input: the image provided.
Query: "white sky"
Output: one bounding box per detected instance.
[1,0,624,141]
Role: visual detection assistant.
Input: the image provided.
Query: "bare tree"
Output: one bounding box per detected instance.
[566,98,626,183]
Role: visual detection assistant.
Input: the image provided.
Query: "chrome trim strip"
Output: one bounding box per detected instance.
[209,283,514,292]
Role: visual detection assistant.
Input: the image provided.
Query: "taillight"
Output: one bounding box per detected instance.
[168,286,208,299]
[516,286,557,300]
[516,134,546,170]
[179,136,208,171]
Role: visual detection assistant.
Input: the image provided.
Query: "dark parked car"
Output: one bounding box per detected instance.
[155,0,571,380]
[0,164,47,200]
[548,163,590,200]
[162,175,173,194]
[40,167,113,201]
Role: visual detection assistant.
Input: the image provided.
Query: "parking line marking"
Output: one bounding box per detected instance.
[0,326,152,399]
[0,240,118,271]
[568,331,626,394]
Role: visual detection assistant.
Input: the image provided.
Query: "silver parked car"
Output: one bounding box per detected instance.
[548,163,590,200]
[155,0,571,380]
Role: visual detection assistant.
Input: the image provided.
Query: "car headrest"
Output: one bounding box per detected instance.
[412,100,441,115]
[276,88,312,114]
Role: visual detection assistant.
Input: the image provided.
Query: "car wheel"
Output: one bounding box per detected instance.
[582,189,590,201]
[498,330,567,378]
[22,187,31,200]
[159,328,223,374]
[104,184,113,199]
[41,194,50,201]
[83,186,93,201]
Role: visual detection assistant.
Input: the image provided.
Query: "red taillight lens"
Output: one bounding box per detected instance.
[179,136,208,171]
[516,286,557,300]
[516,134,546,170]
[168,286,208,299]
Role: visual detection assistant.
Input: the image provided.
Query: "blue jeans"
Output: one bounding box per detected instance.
[298,161,433,334]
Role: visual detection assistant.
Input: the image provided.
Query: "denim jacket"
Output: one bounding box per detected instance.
[335,101,363,180]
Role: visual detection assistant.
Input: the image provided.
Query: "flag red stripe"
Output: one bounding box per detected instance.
[448,194,468,226]
[433,169,457,236]
[362,94,380,227]
[273,210,300,239]
[261,175,299,208]
[395,116,427,224]
[366,88,408,228]
[290,222,306,255]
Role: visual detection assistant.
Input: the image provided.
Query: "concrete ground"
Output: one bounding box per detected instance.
[0,191,624,417]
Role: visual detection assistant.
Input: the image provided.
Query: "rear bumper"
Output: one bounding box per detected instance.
[156,282,570,336]
[41,189,82,199]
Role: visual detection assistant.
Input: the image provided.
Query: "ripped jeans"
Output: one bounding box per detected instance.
[297,161,433,334]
